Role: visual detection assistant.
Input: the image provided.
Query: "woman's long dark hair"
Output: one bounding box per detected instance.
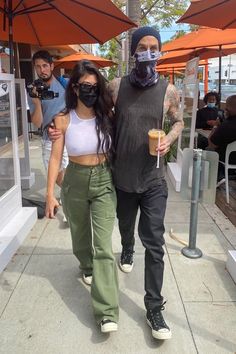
[64,60,114,162]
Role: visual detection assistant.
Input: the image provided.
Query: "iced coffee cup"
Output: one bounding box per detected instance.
[148,129,166,156]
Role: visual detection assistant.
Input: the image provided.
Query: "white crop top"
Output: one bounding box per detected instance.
[65,110,108,156]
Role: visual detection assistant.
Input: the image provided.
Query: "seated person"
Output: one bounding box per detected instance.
[208,94,236,183]
[196,91,224,149]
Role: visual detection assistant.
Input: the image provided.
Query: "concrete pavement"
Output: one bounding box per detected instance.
[0,136,235,354]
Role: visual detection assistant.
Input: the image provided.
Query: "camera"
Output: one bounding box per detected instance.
[27,79,59,100]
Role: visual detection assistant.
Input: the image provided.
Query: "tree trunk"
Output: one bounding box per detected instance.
[127,0,141,73]
[117,35,123,77]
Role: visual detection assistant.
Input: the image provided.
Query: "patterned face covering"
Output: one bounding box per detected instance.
[130,50,160,88]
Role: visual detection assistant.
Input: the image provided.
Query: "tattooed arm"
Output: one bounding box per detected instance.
[163,83,184,145]
[108,78,121,105]
[157,83,183,157]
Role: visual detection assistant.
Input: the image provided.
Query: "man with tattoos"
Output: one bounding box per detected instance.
[109,27,183,340]
[48,26,183,340]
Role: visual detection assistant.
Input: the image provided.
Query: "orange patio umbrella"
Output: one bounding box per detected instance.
[158,69,184,75]
[157,63,186,71]
[41,45,79,55]
[162,27,236,98]
[157,60,208,75]
[162,28,236,52]
[157,66,185,73]
[157,66,185,83]
[0,0,136,73]
[157,63,185,82]
[55,52,117,69]
[159,45,236,65]
[157,60,208,70]
[157,60,209,89]
[177,0,236,30]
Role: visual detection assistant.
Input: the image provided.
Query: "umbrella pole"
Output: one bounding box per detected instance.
[8,0,14,74]
[218,45,222,107]
[204,60,208,95]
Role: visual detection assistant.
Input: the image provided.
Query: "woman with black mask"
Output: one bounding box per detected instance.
[196,91,223,130]
[196,91,224,149]
[45,60,119,333]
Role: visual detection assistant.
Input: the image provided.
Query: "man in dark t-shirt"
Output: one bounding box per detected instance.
[109,27,184,340]
[208,95,236,181]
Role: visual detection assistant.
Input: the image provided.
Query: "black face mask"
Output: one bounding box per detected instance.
[79,91,98,108]
[77,82,98,108]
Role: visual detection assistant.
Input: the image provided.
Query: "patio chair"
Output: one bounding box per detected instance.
[219,141,236,204]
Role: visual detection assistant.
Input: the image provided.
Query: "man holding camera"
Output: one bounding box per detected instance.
[28,50,68,188]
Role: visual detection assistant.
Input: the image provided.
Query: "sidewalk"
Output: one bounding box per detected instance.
[0,137,236,354]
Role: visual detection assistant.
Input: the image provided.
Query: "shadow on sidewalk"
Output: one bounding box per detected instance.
[2,241,235,351]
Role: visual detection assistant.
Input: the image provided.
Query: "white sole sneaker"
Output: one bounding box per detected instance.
[147,319,172,340]
[119,262,133,273]
[82,274,92,286]
[101,320,118,333]
[62,214,67,223]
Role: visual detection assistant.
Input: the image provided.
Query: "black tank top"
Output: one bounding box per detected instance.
[113,76,168,193]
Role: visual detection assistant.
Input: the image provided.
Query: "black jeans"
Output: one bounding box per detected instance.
[116,179,168,310]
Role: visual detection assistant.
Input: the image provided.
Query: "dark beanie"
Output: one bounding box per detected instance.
[130,26,162,56]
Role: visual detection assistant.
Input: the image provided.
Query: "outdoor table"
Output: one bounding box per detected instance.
[196,129,212,139]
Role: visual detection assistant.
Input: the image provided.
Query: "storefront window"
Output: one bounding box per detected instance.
[15,82,24,158]
[179,82,199,152]
[0,80,15,196]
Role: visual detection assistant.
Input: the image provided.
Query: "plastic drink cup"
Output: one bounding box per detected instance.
[148,129,166,156]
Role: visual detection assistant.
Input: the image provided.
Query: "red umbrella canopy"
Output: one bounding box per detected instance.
[157,60,208,71]
[177,0,236,30]
[159,45,236,65]
[0,0,136,45]
[55,52,117,69]
[162,27,236,52]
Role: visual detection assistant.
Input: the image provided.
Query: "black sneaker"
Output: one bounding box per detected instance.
[146,304,172,340]
[119,249,134,273]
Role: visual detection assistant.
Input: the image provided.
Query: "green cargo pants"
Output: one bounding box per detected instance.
[61,160,119,324]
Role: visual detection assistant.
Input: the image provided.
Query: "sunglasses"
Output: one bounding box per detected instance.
[75,82,99,93]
